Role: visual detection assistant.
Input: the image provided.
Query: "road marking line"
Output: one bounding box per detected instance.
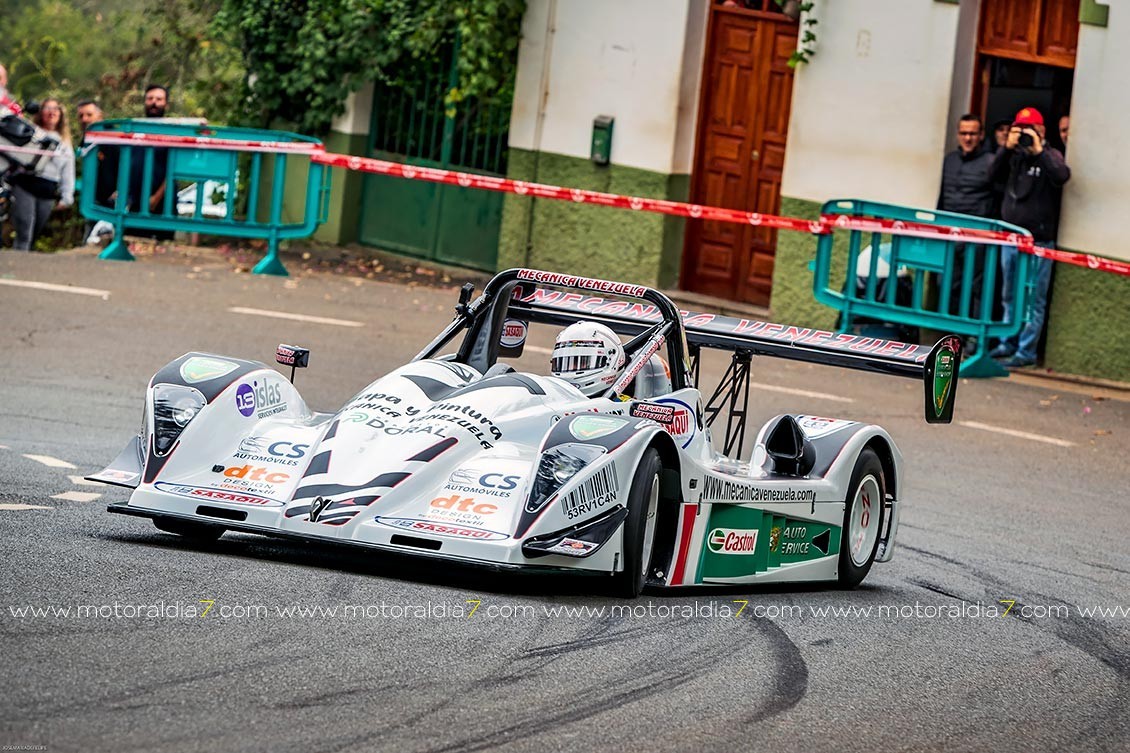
[68,475,102,487]
[959,420,1075,448]
[750,382,855,403]
[228,307,364,328]
[51,491,103,503]
[0,278,111,299]
[0,444,9,449]
[525,345,554,355]
[0,503,52,511]
[23,454,78,469]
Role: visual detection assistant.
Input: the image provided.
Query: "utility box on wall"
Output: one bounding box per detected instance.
[591,115,614,165]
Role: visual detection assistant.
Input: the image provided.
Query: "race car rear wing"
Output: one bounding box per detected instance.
[417,269,962,437]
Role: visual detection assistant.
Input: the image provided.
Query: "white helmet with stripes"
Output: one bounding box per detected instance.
[551,321,626,397]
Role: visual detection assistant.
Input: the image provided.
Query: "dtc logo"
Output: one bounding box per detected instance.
[707,528,758,555]
[216,465,291,484]
[430,494,498,516]
[235,379,284,418]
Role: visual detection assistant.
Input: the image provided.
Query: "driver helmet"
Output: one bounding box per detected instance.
[551,321,626,396]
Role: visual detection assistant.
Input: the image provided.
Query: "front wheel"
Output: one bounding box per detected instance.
[611,448,663,598]
[153,517,225,542]
[838,448,886,588]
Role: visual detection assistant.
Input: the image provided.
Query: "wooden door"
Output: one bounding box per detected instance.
[682,6,798,306]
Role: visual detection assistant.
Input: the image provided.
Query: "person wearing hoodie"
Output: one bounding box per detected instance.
[987,107,1071,368]
[9,97,75,251]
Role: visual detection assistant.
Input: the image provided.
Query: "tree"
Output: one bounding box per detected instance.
[216,0,526,135]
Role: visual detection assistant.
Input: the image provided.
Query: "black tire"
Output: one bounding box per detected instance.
[153,517,225,542]
[838,448,886,588]
[611,448,663,598]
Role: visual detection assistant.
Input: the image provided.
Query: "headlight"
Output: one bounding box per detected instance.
[151,384,206,456]
[526,443,606,513]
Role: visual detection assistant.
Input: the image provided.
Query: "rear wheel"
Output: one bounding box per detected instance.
[838,448,885,588]
[611,448,662,598]
[153,517,225,542]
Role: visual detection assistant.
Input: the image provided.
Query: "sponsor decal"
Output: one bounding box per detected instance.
[445,470,522,498]
[408,402,502,450]
[234,378,286,419]
[375,516,508,541]
[609,335,664,395]
[96,468,139,483]
[932,337,960,419]
[180,356,239,384]
[212,465,290,484]
[629,402,675,425]
[569,415,627,441]
[515,269,648,298]
[429,494,498,516]
[655,398,696,448]
[231,438,309,467]
[500,319,528,349]
[560,464,619,520]
[796,415,855,439]
[769,526,781,553]
[545,537,599,556]
[153,481,282,507]
[701,475,817,504]
[708,528,758,555]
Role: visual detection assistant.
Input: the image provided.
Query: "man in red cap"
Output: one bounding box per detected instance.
[988,106,1071,368]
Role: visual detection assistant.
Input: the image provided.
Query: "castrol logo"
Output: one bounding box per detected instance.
[708,528,758,555]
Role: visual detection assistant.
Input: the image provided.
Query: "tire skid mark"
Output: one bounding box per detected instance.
[745,616,809,724]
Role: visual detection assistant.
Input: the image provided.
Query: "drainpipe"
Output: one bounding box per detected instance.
[523,0,557,267]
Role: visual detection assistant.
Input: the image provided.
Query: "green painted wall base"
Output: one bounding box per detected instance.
[499,149,687,287]
[318,130,368,245]
[1045,262,1130,381]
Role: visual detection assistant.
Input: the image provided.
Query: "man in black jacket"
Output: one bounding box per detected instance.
[937,114,995,320]
[988,107,1071,368]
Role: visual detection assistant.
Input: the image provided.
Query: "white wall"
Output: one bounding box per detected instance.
[944,0,982,151]
[330,83,374,136]
[1059,14,1130,261]
[509,0,699,175]
[780,0,961,207]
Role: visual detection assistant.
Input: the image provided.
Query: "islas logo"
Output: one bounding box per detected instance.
[707,528,758,555]
[235,379,285,418]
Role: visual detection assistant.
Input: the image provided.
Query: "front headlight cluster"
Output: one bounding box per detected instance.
[151,384,206,456]
[526,443,606,513]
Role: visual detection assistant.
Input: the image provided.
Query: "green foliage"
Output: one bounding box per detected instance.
[216,0,526,135]
[785,1,818,68]
[1,0,244,123]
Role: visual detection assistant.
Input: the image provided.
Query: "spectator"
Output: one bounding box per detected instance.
[9,97,75,251]
[988,107,1071,369]
[75,99,103,137]
[990,119,1011,153]
[122,84,174,242]
[1058,114,1070,151]
[937,114,994,322]
[75,99,117,210]
[0,63,22,115]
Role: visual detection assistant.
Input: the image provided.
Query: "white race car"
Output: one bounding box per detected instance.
[93,268,961,596]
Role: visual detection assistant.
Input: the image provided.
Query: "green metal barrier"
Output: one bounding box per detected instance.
[80,120,331,276]
[812,199,1033,378]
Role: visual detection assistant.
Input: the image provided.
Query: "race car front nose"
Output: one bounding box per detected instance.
[521,505,627,559]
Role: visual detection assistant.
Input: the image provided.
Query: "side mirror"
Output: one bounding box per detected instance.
[276,344,310,383]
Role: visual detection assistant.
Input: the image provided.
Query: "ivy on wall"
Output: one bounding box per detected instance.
[216,0,526,135]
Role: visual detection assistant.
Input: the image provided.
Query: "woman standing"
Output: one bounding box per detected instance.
[10,97,75,250]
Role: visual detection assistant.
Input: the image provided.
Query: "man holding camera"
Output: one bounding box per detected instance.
[988,107,1071,368]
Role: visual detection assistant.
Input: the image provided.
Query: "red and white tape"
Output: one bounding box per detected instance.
[0,144,63,158]
[312,152,826,234]
[72,131,1130,279]
[83,131,324,155]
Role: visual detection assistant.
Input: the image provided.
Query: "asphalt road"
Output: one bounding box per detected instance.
[2,248,1128,753]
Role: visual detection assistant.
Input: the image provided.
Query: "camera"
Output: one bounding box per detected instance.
[1017,131,1034,149]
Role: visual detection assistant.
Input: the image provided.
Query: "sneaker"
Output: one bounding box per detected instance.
[1003,355,1036,369]
[990,344,1015,359]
